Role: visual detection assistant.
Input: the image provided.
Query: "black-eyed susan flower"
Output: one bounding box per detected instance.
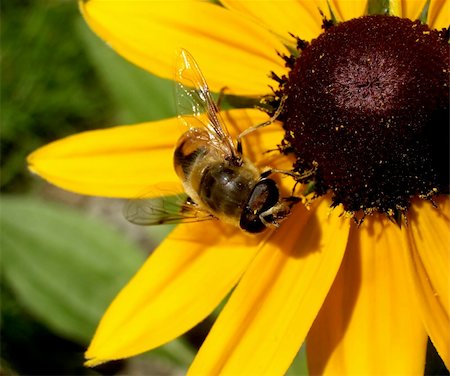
[27,0,449,374]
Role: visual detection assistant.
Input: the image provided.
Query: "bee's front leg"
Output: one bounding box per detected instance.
[236,95,287,152]
[259,161,318,181]
[259,196,301,228]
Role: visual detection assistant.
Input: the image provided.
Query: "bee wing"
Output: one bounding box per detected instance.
[124,193,216,226]
[175,49,239,160]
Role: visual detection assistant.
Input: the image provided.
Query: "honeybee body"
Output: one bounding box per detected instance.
[174,128,260,227]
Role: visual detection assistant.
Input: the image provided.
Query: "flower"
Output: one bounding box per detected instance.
[27,0,449,374]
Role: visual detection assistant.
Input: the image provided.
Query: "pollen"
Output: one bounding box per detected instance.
[282,15,449,218]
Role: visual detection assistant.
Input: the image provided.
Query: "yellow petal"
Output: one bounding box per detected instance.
[401,0,424,20]
[401,0,449,28]
[80,0,288,96]
[330,0,367,20]
[389,0,403,16]
[28,119,181,198]
[429,0,449,29]
[307,216,428,375]
[188,198,350,375]
[86,221,263,366]
[222,0,329,43]
[402,196,450,368]
[27,109,282,198]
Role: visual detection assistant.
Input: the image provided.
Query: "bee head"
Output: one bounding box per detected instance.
[240,178,280,233]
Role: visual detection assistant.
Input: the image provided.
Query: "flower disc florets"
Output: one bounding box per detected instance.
[281,15,449,218]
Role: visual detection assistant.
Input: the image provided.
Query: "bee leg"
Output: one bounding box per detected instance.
[237,138,243,156]
[236,95,287,145]
[259,169,273,179]
[259,214,280,228]
[259,196,300,228]
[260,161,318,181]
[271,167,316,180]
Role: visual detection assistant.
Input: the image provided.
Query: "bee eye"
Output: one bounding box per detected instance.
[240,179,279,233]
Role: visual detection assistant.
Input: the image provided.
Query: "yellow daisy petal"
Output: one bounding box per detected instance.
[80,0,288,95]
[401,0,424,20]
[389,0,403,16]
[27,119,181,198]
[188,198,350,375]
[27,109,281,198]
[429,0,449,29]
[401,0,448,28]
[86,221,262,366]
[402,196,450,368]
[221,0,329,42]
[307,216,428,375]
[330,0,367,21]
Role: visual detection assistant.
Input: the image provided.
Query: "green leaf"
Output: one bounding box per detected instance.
[147,338,195,368]
[0,195,145,344]
[367,0,391,15]
[286,344,309,376]
[418,0,431,24]
[75,18,176,124]
[1,195,197,370]
[326,0,338,24]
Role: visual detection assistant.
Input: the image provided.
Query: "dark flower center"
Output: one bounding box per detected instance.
[282,15,449,218]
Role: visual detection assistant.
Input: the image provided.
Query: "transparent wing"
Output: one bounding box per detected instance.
[175,49,239,160]
[124,193,216,226]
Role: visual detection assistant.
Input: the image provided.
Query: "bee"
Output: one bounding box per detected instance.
[125,49,299,233]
